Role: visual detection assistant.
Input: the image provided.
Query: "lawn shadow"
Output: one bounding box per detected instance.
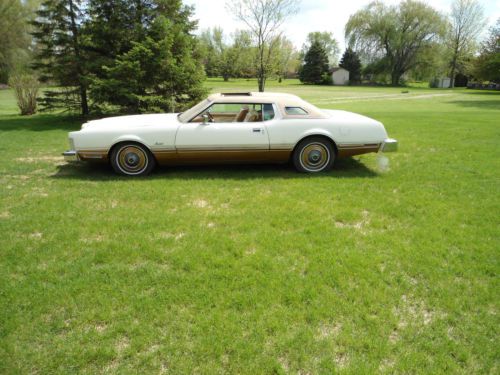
[448,90,500,110]
[0,113,82,131]
[52,157,378,181]
[462,90,500,96]
[448,99,500,110]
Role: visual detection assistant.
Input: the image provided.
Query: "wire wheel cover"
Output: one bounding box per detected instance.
[117,146,147,174]
[299,143,330,171]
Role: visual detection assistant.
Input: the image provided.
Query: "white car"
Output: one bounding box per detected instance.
[63,92,397,176]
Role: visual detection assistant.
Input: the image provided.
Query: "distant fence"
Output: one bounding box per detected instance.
[467,83,500,90]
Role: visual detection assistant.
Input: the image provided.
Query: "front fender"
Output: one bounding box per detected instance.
[110,134,152,150]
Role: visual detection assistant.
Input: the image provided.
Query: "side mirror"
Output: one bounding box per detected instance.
[202,114,209,124]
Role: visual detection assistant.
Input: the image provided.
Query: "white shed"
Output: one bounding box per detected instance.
[331,67,350,86]
[435,77,451,88]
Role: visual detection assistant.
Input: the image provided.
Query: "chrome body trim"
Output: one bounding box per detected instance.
[380,138,398,152]
[62,150,79,162]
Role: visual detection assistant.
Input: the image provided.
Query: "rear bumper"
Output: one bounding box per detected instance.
[62,150,79,162]
[380,138,398,153]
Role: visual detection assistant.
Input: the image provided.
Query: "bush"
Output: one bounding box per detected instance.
[8,74,39,115]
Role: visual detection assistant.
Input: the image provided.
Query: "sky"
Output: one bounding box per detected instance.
[183,0,500,51]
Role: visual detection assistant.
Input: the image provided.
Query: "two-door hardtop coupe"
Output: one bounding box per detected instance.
[63,92,397,176]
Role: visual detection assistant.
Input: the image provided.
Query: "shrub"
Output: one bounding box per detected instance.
[8,74,39,115]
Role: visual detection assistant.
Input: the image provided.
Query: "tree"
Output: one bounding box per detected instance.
[299,40,330,85]
[31,0,89,115]
[408,42,448,81]
[231,30,256,78]
[226,0,299,92]
[88,1,206,113]
[346,0,446,86]
[0,0,39,83]
[275,36,298,80]
[339,48,362,83]
[474,19,500,82]
[220,46,240,81]
[198,27,225,77]
[301,32,340,67]
[447,0,486,88]
[198,27,245,81]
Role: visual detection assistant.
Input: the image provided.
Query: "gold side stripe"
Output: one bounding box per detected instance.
[338,144,380,149]
[177,149,271,153]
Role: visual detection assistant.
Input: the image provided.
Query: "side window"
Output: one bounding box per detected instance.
[285,106,308,115]
[191,103,267,123]
[208,103,243,123]
[263,103,275,121]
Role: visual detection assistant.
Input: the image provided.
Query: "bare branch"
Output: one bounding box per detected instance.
[226,0,299,91]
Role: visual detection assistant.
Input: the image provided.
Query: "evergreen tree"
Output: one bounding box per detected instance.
[339,48,362,84]
[299,40,330,84]
[86,0,205,112]
[31,0,89,115]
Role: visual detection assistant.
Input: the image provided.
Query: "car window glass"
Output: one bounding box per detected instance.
[285,106,308,115]
[263,103,275,121]
[192,103,266,123]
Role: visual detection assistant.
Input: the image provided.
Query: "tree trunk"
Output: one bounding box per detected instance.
[449,57,457,88]
[449,38,460,88]
[258,41,265,92]
[258,74,265,92]
[80,86,89,116]
[68,0,89,116]
[391,71,401,86]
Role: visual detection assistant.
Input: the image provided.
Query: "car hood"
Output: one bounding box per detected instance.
[81,113,180,131]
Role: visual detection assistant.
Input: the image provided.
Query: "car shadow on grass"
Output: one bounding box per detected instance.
[52,157,378,181]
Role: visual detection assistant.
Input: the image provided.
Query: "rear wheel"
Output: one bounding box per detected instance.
[293,137,335,173]
[111,143,155,176]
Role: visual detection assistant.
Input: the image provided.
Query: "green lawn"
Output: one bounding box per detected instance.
[1,79,499,374]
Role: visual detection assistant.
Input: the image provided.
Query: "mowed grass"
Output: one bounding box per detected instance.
[0,79,499,374]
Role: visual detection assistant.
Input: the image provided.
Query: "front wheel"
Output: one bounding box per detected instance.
[111,143,156,176]
[293,137,335,173]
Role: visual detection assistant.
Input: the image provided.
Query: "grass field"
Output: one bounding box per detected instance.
[1,79,499,374]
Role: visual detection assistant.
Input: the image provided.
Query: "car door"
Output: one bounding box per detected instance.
[174,102,271,162]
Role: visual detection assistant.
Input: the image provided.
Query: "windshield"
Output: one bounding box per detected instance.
[178,99,211,123]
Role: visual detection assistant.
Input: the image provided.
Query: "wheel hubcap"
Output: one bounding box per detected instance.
[300,143,330,171]
[308,150,322,163]
[117,146,147,174]
[125,152,140,167]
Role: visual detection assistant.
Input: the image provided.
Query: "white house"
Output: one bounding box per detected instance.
[331,67,349,86]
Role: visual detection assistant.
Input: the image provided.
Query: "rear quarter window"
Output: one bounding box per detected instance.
[285,107,308,115]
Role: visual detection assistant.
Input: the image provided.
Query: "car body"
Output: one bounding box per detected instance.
[63,92,397,175]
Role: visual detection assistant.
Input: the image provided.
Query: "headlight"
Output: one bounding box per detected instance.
[69,137,75,150]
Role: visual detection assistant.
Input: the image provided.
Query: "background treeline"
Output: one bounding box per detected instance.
[1,0,499,117]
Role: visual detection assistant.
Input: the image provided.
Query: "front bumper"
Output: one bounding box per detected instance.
[380,138,398,152]
[62,150,79,162]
